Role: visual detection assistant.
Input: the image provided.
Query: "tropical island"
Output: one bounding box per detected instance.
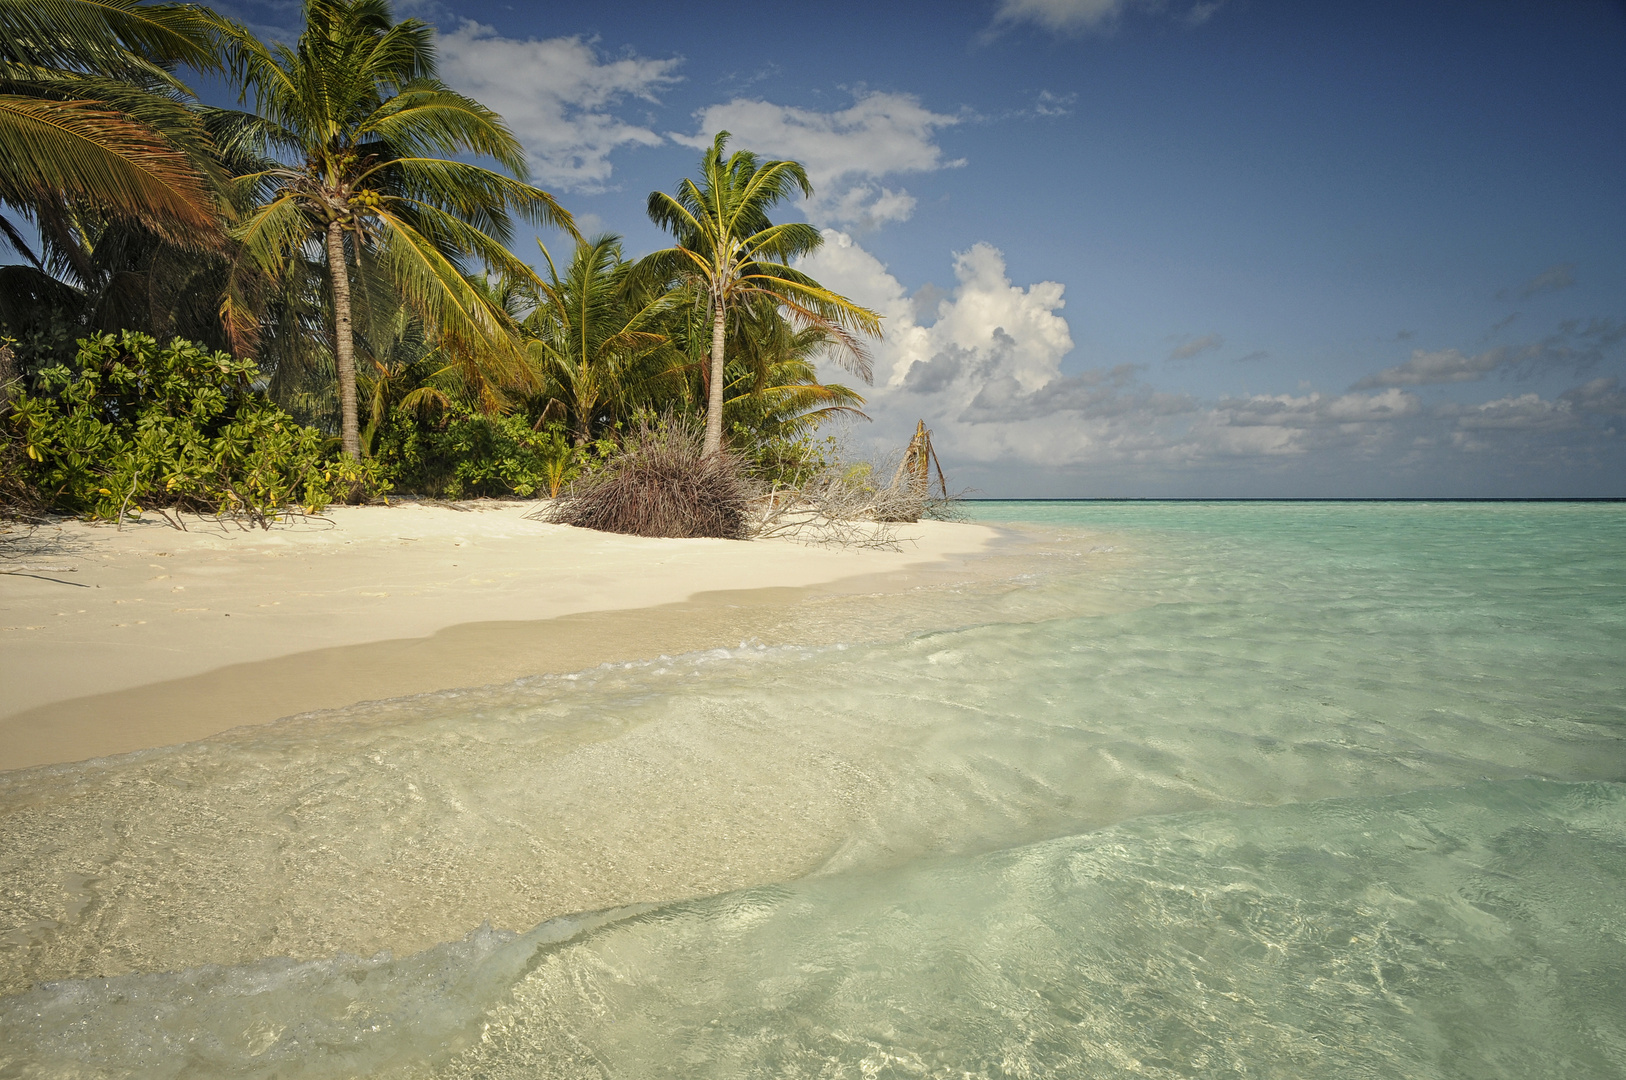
[0,0,991,766]
[1,0,945,532]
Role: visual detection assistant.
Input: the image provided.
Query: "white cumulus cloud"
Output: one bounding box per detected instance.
[798,233,1624,490]
[673,93,961,229]
[436,22,681,191]
[800,233,1071,392]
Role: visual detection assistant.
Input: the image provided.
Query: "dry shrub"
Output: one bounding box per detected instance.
[751,447,967,549]
[753,458,920,549]
[548,420,753,539]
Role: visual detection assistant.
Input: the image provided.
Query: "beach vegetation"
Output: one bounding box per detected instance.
[0,1,904,528]
[373,407,600,500]
[521,234,676,447]
[717,304,868,486]
[3,329,384,524]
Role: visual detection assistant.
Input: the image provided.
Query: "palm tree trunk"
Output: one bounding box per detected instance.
[0,342,16,416]
[704,298,727,456]
[326,219,361,459]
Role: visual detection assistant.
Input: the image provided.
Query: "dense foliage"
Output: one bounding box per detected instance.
[2,331,383,522]
[373,407,599,500]
[643,132,879,455]
[216,0,573,459]
[0,0,226,249]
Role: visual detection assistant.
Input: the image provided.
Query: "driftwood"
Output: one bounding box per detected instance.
[749,420,962,549]
[752,473,918,550]
[881,420,950,521]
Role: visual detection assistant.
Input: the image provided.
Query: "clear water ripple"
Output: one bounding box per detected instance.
[0,501,1621,1077]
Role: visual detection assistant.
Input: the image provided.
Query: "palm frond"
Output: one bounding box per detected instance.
[0,0,224,80]
[358,84,528,176]
[0,93,217,241]
[372,208,531,406]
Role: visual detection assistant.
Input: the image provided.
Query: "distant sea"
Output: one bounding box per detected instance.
[3,501,1623,1077]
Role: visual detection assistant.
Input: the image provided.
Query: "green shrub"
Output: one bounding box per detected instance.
[375,407,590,499]
[5,331,386,523]
[731,424,840,489]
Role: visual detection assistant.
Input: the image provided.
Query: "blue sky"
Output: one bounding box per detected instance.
[223,0,1626,496]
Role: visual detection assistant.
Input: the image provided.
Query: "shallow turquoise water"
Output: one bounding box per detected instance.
[2,502,1623,1077]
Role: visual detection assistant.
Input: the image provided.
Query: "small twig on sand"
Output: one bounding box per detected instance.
[1,568,88,587]
[116,477,140,532]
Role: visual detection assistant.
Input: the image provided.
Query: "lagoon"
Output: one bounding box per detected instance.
[2,501,1622,1077]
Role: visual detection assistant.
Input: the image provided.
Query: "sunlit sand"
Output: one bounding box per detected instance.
[0,503,994,770]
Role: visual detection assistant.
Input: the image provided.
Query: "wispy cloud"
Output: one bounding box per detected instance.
[1354,346,1508,389]
[1032,90,1078,117]
[1441,393,1581,435]
[1168,333,1223,360]
[1562,376,1626,418]
[1498,263,1576,301]
[1183,1,1223,26]
[1352,319,1625,389]
[984,0,1224,38]
[716,63,783,92]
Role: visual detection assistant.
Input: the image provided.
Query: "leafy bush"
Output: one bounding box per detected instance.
[373,406,591,499]
[532,423,591,498]
[730,423,841,489]
[550,419,754,539]
[4,331,387,523]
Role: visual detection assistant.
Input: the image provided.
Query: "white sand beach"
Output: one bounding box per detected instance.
[0,503,995,770]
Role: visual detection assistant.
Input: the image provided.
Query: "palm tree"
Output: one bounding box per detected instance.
[0,0,225,261]
[645,131,880,456]
[216,0,574,459]
[0,0,236,361]
[721,302,866,443]
[525,234,672,445]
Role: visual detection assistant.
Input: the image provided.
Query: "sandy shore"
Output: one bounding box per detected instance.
[0,503,995,771]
